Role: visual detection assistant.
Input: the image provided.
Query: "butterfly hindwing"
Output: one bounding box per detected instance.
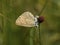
[15,11,35,27]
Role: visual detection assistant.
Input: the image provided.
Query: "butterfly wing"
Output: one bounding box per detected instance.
[15,11,35,27]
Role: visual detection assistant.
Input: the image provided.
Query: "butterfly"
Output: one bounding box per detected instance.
[15,11,44,27]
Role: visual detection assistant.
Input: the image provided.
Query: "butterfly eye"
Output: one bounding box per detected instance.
[37,16,44,23]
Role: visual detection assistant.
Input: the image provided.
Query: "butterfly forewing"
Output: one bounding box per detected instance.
[15,11,35,27]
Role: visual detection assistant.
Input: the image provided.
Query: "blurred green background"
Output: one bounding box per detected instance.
[0,0,60,45]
